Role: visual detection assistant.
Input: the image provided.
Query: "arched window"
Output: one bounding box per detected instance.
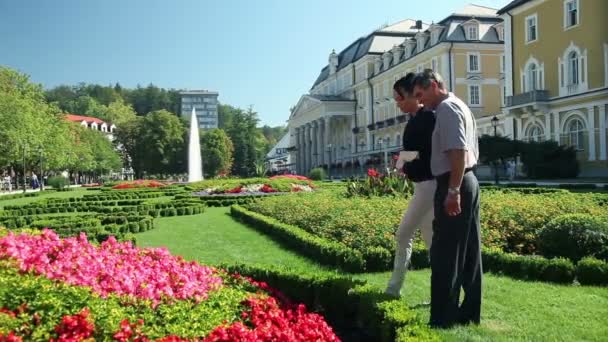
[567,118,585,150]
[568,51,579,85]
[527,124,544,142]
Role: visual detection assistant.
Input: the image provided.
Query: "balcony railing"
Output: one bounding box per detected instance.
[386,118,395,126]
[367,123,376,131]
[396,114,407,123]
[375,121,385,129]
[506,90,549,107]
[352,127,360,134]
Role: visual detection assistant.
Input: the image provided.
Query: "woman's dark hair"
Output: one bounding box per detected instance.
[393,72,417,97]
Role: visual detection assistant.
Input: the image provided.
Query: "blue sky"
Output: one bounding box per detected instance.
[0,0,508,126]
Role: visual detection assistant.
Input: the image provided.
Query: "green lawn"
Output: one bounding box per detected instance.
[138,207,608,342]
[0,188,100,208]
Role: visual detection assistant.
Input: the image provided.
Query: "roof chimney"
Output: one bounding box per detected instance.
[415,20,423,30]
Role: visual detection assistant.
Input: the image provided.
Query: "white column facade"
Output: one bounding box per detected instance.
[553,113,561,143]
[587,106,596,161]
[545,112,553,141]
[599,104,607,161]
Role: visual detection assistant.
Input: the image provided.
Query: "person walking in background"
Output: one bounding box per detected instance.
[412,69,482,328]
[385,72,436,298]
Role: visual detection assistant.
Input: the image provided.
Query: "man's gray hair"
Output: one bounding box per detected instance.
[413,69,445,90]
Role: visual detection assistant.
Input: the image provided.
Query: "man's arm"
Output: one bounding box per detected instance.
[448,149,466,190]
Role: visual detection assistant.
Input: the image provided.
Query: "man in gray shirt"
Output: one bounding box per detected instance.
[412,70,482,328]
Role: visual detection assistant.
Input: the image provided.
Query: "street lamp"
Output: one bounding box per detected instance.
[378,138,388,171]
[326,144,332,179]
[38,147,44,191]
[358,142,366,177]
[491,115,500,185]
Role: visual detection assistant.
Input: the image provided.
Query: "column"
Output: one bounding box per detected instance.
[316,119,324,166]
[297,127,304,175]
[312,121,318,167]
[545,112,552,142]
[305,123,311,173]
[324,116,331,166]
[515,117,523,140]
[350,116,356,155]
[599,104,606,161]
[553,112,561,143]
[587,106,596,161]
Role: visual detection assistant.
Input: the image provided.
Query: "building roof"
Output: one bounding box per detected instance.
[266,133,291,159]
[372,4,501,77]
[179,90,219,95]
[497,0,531,15]
[308,94,354,102]
[311,19,428,90]
[65,114,107,125]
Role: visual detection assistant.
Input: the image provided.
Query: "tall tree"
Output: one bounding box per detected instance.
[201,129,234,177]
[139,110,186,176]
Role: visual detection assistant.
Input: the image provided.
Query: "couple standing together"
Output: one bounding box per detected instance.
[386,69,482,329]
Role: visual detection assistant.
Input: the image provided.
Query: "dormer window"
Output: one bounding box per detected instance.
[430,30,439,45]
[496,26,504,41]
[467,25,478,40]
[416,35,426,53]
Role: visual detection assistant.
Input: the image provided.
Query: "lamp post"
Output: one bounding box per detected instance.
[358,142,366,177]
[22,143,27,193]
[326,144,332,179]
[491,115,500,185]
[38,147,44,191]
[378,138,388,171]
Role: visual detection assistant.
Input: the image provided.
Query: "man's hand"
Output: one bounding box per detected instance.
[444,192,461,216]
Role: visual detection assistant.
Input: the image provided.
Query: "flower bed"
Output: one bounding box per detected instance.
[0,230,339,341]
[112,180,166,190]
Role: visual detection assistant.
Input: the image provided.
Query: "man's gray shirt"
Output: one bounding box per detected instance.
[431,92,479,176]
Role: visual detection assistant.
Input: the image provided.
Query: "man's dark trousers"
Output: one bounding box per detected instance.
[430,170,482,328]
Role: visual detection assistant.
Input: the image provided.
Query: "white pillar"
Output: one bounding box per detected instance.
[515,117,523,140]
[545,112,552,141]
[587,106,596,161]
[553,113,561,143]
[297,127,304,174]
[599,104,607,161]
[305,123,312,172]
[316,119,323,166]
[324,116,331,165]
[312,121,318,167]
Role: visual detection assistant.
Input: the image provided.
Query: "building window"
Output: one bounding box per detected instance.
[500,54,505,73]
[431,31,439,45]
[417,64,423,73]
[468,53,480,73]
[567,118,585,150]
[467,25,478,40]
[417,38,425,53]
[527,124,544,142]
[468,85,480,106]
[501,85,506,106]
[568,51,579,85]
[527,63,538,91]
[526,14,538,43]
[564,0,578,28]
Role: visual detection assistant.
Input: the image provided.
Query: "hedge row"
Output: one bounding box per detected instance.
[230,205,366,272]
[234,207,608,286]
[219,263,438,342]
[0,191,50,202]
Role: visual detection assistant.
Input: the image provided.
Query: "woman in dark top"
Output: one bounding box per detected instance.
[385,73,437,297]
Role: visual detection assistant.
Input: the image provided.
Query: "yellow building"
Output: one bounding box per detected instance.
[498,0,608,176]
[287,4,506,176]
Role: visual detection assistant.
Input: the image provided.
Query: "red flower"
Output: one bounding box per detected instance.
[260,184,277,193]
[0,332,22,342]
[225,186,242,194]
[50,308,95,342]
[367,169,379,177]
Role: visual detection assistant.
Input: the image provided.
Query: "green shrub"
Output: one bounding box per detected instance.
[308,167,327,181]
[538,214,608,261]
[576,257,608,286]
[47,176,68,190]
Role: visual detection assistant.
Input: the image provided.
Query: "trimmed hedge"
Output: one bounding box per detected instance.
[482,247,576,284]
[230,205,366,272]
[558,183,599,190]
[576,257,608,286]
[0,191,50,202]
[538,214,608,262]
[220,263,437,342]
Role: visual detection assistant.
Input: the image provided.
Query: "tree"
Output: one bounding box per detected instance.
[139,110,186,176]
[201,129,234,177]
[0,66,64,186]
[114,117,145,178]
